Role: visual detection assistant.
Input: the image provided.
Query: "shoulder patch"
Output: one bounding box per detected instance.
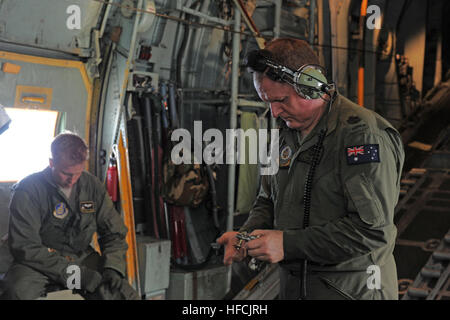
[346,144,380,165]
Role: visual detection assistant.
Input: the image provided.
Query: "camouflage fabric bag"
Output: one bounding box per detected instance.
[162,155,209,207]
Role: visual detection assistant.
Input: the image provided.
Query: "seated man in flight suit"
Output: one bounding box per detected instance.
[1,132,140,300]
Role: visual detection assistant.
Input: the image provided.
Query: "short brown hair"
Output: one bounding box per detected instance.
[51,131,88,165]
[265,38,321,71]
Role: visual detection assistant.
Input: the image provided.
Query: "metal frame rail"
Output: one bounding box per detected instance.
[402,230,450,300]
[395,167,450,299]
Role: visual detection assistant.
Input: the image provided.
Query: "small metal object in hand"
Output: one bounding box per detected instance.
[233,231,261,251]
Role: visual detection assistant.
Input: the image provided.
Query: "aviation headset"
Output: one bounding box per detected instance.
[244,49,335,100]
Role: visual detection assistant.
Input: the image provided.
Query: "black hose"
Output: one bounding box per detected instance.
[299,91,336,299]
[204,154,220,231]
[142,94,160,238]
[300,128,327,300]
[131,93,150,227]
[168,83,180,129]
[176,16,190,89]
[96,42,115,177]
[150,94,165,239]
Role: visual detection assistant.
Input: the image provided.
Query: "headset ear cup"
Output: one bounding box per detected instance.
[295,85,321,100]
[294,65,328,99]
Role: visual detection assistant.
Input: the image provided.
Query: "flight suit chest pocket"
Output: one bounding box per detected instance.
[41,200,71,247]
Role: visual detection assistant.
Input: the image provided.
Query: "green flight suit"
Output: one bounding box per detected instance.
[241,94,405,300]
[3,167,139,300]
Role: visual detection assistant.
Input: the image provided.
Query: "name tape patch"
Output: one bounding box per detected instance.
[80,201,95,214]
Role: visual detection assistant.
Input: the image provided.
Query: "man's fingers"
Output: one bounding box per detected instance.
[249,230,265,237]
[223,248,235,264]
[216,235,226,245]
[224,254,234,265]
[217,231,238,245]
[247,246,264,257]
[245,237,263,250]
[223,253,236,265]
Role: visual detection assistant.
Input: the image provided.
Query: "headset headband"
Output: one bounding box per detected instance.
[244,49,334,99]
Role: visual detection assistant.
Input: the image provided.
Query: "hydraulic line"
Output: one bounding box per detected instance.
[142,94,160,238]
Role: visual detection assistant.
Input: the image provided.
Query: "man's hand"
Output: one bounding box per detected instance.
[245,230,284,263]
[80,267,103,293]
[102,268,123,291]
[216,231,246,265]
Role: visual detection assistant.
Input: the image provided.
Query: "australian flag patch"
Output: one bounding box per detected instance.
[346,144,380,165]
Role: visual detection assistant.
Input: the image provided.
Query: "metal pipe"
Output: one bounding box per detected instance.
[108,0,144,173]
[180,6,231,26]
[309,0,316,47]
[226,7,241,232]
[99,0,113,38]
[183,99,229,104]
[434,32,442,86]
[237,99,268,108]
[168,83,180,128]
[232,0,264,49]
[142,94,159,239]
[271,0,282,130]
[273,0,281,38]
[96,42,115,177]
[181,87,229,92]
[190,0,211,85]
[138,0,156,33]
[358,0,368,106]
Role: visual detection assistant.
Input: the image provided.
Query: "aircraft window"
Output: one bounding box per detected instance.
[0,108,58,182]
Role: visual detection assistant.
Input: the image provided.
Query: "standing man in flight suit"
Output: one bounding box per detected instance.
[218,38,405,300]
[1,132,140,300]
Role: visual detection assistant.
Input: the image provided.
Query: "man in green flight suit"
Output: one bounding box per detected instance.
[218,38,405,300]
[1,132,140,300]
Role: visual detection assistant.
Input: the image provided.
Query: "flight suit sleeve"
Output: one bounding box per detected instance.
[8,189,72,285]
[283,126,405,264]
[95,181,128,277]
[240,175,274,233]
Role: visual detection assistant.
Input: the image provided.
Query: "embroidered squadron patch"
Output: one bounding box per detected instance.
[53,203,68,219]
[280,145,292,167]
[80,201,95,214]
[346,144,380,165]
